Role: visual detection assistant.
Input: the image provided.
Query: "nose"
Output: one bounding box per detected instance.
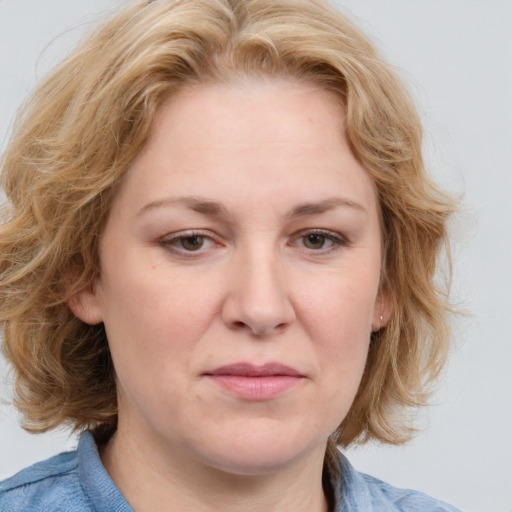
[221,250,296,337]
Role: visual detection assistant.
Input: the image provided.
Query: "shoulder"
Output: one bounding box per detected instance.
[329,448,462,512]
[360,472,461,511]
[0,447,92,512]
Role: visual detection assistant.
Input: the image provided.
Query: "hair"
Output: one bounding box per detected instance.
[0,0,456,447]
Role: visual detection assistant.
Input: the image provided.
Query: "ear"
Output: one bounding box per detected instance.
[371,287,394,333]
[67,283,104,325]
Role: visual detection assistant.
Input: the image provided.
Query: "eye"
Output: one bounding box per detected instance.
[301,233,333,250]
[179,235,206,251]
[293,229,347,252]
[159,231,217,255]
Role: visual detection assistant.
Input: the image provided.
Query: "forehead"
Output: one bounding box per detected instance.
[115,79,378,219]
[149,78,345,147]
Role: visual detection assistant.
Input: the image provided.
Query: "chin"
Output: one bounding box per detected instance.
[196,427,327,476]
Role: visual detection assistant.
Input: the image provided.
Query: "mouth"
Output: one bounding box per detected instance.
[203,363,305,400]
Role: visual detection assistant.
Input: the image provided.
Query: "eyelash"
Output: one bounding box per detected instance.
[292,229,348,253]
[159,229,348,256]
[159,230,217,256]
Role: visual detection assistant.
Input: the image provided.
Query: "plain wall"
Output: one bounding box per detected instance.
[1,1,511,511]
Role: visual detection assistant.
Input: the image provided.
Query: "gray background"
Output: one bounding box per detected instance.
[0,1,511,511]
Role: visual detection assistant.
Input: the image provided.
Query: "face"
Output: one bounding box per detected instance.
[72,79,390,475]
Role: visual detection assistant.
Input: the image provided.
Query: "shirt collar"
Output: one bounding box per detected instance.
[326,444,389,512]
[77,432,133,512]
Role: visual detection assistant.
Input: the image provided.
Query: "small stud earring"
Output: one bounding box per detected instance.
[371,315,384,338]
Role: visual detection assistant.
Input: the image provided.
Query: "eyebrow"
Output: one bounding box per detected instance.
[137,196,232,218]
[286,197,366,218]
[136,195,366,219]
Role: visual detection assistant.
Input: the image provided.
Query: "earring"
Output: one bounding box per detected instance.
[371,315,384,339]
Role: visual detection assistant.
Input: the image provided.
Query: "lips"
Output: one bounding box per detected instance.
[207,362,303,377]
[204,363,304,400]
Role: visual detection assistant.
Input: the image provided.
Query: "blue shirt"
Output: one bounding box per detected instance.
[0,432,461,511]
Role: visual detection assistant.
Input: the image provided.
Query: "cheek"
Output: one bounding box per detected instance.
[298,269,377,341]
[98,260,219,382]
[296,268,377,387]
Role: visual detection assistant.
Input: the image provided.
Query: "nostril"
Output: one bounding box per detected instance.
[232,321,247,330]
[229,319,288,336]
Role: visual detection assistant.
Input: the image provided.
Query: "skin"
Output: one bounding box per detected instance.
[71,78,391,512]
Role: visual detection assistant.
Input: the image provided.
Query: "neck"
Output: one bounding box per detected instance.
[100,424,330,512]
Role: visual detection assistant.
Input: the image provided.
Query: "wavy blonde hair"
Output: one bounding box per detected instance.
[0,0,455,446]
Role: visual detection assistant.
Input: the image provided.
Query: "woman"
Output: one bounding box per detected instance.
[0,0,460,510]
